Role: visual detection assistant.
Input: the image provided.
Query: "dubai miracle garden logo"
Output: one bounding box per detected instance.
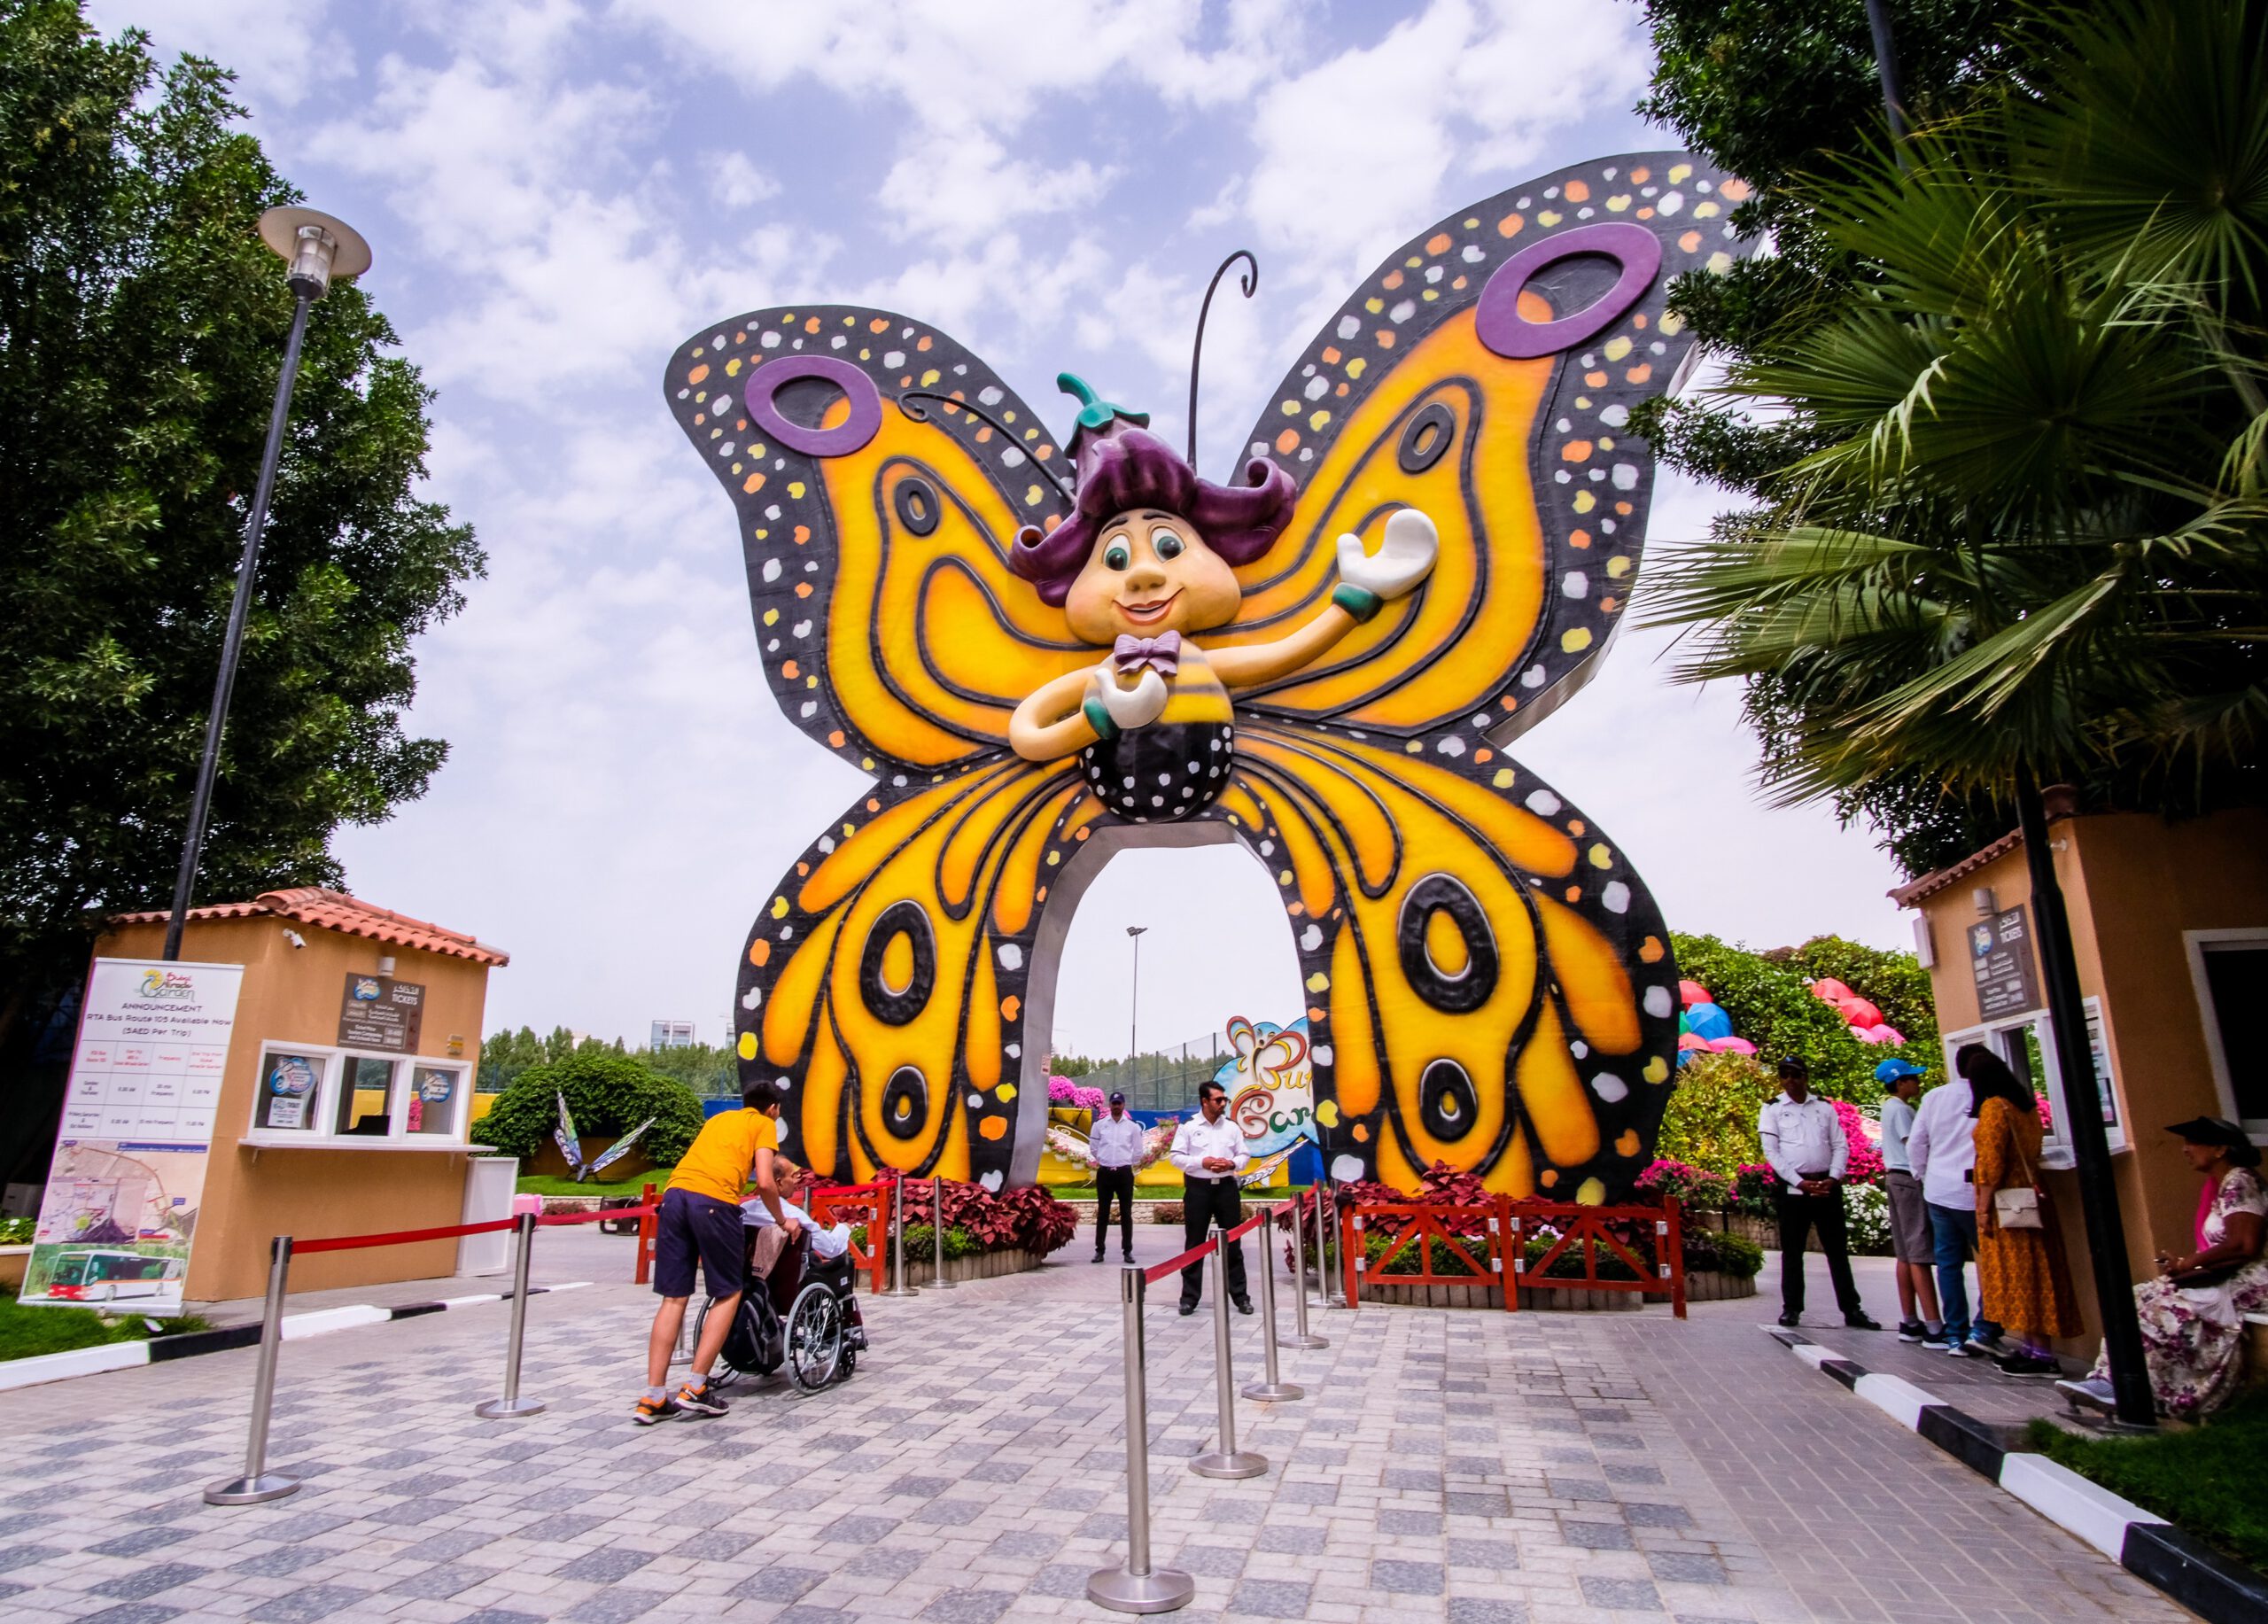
[136,968,199,1000]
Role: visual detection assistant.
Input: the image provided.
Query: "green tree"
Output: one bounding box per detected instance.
[478,1048,708,1172]
[0,3,481,1162]
[1636,0,2029,874]
[1645,0,2268,837]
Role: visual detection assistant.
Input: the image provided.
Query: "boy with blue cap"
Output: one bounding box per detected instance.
[1876,1057,1948,1347]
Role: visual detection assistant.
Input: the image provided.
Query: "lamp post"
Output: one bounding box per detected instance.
[1125,925,1146,1104]
[161,207,371,962]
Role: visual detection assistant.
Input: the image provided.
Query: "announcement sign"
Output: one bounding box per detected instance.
[23,959,244,1313]
[338,974,424,1053]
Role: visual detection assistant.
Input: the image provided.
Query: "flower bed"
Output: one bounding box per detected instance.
[878,1173,1079,1261]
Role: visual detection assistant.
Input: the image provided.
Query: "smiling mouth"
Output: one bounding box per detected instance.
[1117,592,1180,626]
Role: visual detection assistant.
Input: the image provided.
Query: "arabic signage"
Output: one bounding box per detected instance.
[1969,905,2042,1020]
[337,973,424,1053]
[23,959,244,1313]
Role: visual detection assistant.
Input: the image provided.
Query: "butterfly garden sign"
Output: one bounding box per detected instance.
[670,153,1751,1202]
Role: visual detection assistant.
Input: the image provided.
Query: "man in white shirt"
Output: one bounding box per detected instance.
[1907,1060,2003,1356]
[1758,1057,1877,1331]
[741,1163,851,1262]
[1169,1080,1252,1317]
[1090,1091,1144,1263]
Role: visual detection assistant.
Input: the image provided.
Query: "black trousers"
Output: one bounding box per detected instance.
[1093,1167,1135,1257]
[1181,1176,1247,1306]
[1775,1185,1862,1316]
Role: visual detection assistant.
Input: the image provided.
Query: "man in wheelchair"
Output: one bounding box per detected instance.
[692,1162,867,1393]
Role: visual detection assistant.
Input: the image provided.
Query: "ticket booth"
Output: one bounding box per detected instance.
[1894,803,2268,1351]
[82,888,512,1302]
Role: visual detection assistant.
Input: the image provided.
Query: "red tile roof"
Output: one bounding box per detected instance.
[1886,829,2023,908]
[111,887,509,966]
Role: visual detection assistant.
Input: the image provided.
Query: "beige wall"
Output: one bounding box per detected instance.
[96,914,495,1302]
[1910,807,2268,1349]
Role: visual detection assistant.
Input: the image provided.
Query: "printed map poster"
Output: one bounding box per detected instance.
[22,959,244,1312]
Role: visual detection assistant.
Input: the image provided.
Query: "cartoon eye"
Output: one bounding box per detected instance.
[1150,526,1185,560]
[1103,542,1131,571]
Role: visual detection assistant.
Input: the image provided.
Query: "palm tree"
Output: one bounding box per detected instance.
[1646,0,2267,1426]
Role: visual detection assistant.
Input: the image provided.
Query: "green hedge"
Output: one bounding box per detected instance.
[477,1049,708,1169]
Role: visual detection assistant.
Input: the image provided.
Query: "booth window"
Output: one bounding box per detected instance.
[1941,1001,2124,1169]
[255,1052,325,1133]
[2188,930,2268,1135]
[245,1048,472,1146]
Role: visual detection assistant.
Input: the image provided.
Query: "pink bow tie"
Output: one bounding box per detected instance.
[1113,632,1181,676]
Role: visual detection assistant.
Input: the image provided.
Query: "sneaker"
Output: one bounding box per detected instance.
[2056,1377,2117,1412]
[633,1393,681,1426]
[1995,1350,2062,1379]
[1897,1320,1925,1343]
[1844,1311,1883,1331]
[1954,1337,1994,1357]
[674,1379,729,1418]
[1919,1328,1953,1350]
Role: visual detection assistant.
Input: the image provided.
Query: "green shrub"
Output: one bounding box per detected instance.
[1654,1053,1774,1176]
[477,1049,708,1169]
[1680,1230,1764,1279]
[1672,932,1943,1107]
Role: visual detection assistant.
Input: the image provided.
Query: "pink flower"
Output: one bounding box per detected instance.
[1833,1099,1884,1183]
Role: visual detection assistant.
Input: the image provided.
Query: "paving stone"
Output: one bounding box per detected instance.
[388,1563,498,1600]
[817,1514,899,1547]
[1581,1574,1665,1611]
[556,1549,655,1584]
[1227,1576,1312,1617]
[89,1563,210,1602]
[1371,1558,1444,1595]
[1447,1537,1520,1569]
[1650,1551,1728,1585]
[246,1584,377,1621]
[731,1565,825,1603]
[1447,1600,1529,1623]
[917,1589,1014,1623]
[1561,1518,1635,1550]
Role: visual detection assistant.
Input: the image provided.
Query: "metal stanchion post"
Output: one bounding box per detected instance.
[205,1236,301,1504]
[930,1174,953,1290]
[882,1175,920,1297]
[1242,1205,1304,1402]
[1323,1182,1348,1309]
[1287,1193,1327,1349]
[1190,1231,1266,1479]
[476,1210,547,1418]
[1087,1265,1195,1614]
[670,1304,696,1366]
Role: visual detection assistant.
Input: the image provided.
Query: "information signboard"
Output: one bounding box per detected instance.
[23,959,243,1313]
[1969,905,2042,1020]
[337,973,424,1053]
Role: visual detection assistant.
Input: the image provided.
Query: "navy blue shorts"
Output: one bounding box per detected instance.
[653,1188,745,1300]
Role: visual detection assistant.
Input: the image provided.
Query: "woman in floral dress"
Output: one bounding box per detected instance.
[2064,1118,2268,1418]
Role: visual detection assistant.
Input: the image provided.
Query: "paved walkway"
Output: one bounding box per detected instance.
[0,1221,2188,1623]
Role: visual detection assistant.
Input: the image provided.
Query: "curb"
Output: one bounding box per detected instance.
[0,1283,592,1394]
[1770,1327,2268,1624]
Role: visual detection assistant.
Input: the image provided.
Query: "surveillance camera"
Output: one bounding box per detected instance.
[283,929,307,949]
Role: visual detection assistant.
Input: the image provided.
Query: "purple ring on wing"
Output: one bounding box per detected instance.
[1474,222,1663,361]
[743,354,884,456]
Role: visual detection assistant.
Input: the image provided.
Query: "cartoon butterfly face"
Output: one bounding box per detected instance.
[668,152,1752,1199]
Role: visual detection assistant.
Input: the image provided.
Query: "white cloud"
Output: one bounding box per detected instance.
[708,152,781,210]
[86,0,350,108]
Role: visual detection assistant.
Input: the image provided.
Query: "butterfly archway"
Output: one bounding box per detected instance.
[668,152,1754,1202]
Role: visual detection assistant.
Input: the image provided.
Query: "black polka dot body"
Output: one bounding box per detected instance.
[1082,721,1234,823]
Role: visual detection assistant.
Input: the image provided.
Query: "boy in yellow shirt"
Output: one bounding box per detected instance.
[637,1078,797,1423]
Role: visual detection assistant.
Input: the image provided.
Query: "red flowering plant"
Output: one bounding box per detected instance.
[1633,1160,1733,1210]
[1834,1099,1885,1183]
[874,1170,1079,1255]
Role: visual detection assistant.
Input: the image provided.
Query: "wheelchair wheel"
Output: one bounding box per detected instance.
[785,1282,843,1392]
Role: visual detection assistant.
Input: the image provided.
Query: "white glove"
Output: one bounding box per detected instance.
[1092,664,1168,731]
[1336,507,1440,601]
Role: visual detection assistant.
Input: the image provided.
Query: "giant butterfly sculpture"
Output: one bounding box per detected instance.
[669,153,1752,1201]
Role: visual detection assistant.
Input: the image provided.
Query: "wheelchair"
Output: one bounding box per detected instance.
[692,1223,866,1393]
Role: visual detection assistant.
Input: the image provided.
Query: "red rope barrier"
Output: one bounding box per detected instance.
[1224,1208,1269,1242]
[294,1216,518,1255]
[1142,1236,1217,1286]
[538,1204,656,1226]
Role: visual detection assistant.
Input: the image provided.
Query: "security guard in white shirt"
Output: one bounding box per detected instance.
[1089,1091,1144,1263]
[1169,1080,1252,1317]
[1758,1056,1879,1331]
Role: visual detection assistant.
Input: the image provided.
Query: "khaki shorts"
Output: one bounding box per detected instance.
[1884,1169,1933,1264]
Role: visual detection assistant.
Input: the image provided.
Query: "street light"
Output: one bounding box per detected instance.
[161,207,372,962]
[1125,926,1147,1100]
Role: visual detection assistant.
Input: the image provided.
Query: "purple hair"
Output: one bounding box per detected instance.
[1008,428,1297,607]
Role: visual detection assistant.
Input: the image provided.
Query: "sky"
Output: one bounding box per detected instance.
[87,0,1914,1059]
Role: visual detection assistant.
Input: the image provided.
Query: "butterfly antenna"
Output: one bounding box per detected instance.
[898,389,1074,505]
[1188,249,1258,469]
